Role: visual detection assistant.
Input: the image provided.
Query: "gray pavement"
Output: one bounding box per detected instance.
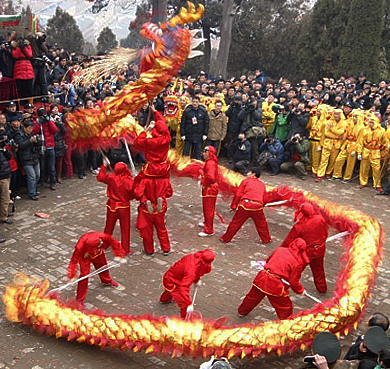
[0,168,389,369]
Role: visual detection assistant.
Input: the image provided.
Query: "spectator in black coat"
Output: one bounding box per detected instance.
[0,128,12,224]
[230,133,251,175]
[14,120,41,200]
[287,102,310,140]
[180,96,209,160]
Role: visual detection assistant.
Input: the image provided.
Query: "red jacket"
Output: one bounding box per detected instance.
[162,250,215,304]
[231,177,267,211]
[12,46,34,80]
[280,203,328,260]
[41,119,58,148]
[134,111,170,177]
[254,238,307,296]
[202,146,219,197]
[97,163,134,211]
[68,232,125,278]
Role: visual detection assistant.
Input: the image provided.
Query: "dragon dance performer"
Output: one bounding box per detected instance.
[133,106,172,256]
[159,249,215,318]
[220,167,271,244]
[280,202,329,293]
[67,232,125,305]
[238,238,308,319]
[198,146,220,237]
[97,161,134,255]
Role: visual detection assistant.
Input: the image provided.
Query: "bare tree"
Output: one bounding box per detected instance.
[213,0,235,78]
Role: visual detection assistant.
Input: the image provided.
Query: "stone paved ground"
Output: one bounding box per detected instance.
[0,166,389,369]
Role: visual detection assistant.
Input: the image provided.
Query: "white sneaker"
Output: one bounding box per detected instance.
[198,232,214,237]
[15,196,21,200]
[198,222,204,228]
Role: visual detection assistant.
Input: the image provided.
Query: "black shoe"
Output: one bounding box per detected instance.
[376,192,389,196]
[78,175,83,179]
[2,218,13,224]
[0,238,6,243]
[29,196,39,201]
[7,212,13,217]
[50,185,56,191]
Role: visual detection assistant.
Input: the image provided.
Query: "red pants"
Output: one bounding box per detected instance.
[202,196,217,234]
[64,145,73,178]
[137,207,170,254]
[55,156,64,180]
[221,207,271,243]
[76,253,113,302]
[104,207,131,254]
[238,285,293,319]
[159,288,190,318]
[306,256,327,293]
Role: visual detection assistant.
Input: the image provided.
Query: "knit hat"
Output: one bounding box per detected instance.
[312,332,341,363]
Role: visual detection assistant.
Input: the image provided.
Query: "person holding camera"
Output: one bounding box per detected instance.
[36,107,58,190]
[230,133,251,175]
[287,102,310,140]
[11,37,34,102]
[271,103,291,144]
[259,134,285,175]
[27,32,51,97]
[14,120,41,200]
[239,97,265,164]
[281,133,310,179]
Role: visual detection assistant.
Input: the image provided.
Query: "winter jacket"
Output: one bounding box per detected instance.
[53,116,67,157]
[0,148,11,180]
[12,45,34,80]
[287,111,310,139]
[180,104,209,143]
[271,106,291,142]
[207,110,227,141]
[226,103,242,139]
[38,117,58,149]
[4,110,22,124]
[14,130,41,166]
[283,138,310,164]
[260,139,285,161]
[239,107,263,134]
[231,138,251,162]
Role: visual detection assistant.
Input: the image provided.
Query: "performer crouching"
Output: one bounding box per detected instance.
[238,238,308,319]
[97,161,134,255]
[67,232,125,306]
[220,167,271,244]
[159,249,215,318]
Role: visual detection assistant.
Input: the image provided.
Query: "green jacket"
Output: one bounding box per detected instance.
[271,105,290,142]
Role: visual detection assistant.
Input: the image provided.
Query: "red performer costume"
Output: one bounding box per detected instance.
[199,146,219,237]
[280,202,328,293]
[133,109,173,256]
[220,168,271,244]
[67,232,125,304]
[97,162,134,255]
[159,249,215,318]
[238,238,308,319]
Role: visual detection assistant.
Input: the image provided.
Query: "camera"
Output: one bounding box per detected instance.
[303,356,315,363]
[295,108,302,114]
[291,137,299,144]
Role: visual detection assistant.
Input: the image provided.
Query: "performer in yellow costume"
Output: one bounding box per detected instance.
[262,94,276,134]
[332,110,364,182]
[315,109,348,181]
[308,106,325,177]
[356,115,385,190]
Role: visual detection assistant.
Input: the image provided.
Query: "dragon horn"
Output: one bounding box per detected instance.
[168,2,204,28]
